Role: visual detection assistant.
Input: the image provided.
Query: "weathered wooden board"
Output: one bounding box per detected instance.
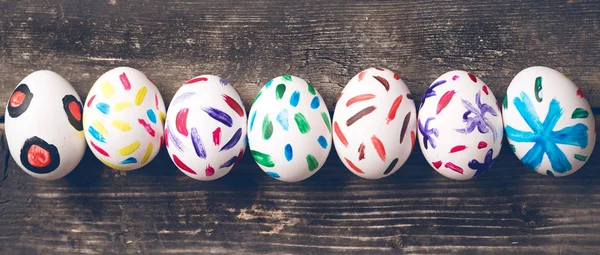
[1,0,600,254]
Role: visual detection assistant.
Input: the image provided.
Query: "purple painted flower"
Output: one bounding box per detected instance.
[420,80,446,107]
[456,91,499,141]
[418,117,438,149]
[468,149,496,177]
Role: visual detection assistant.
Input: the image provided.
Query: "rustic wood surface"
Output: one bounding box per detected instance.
[0,0,599,254]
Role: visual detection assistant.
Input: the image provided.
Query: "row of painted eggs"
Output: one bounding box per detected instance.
[5,66,595,181]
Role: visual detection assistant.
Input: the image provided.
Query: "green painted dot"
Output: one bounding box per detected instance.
[294,112,311,134]
[251,150,275,167]
[307,83,316,95]
[534,76,543,102]
[321,112,331,133]
[574,154,588,161]
[275,84,286,100]
[306,154,318,171]
[282,75,293,82]
[262,115,273,140]
[571,108,589,119]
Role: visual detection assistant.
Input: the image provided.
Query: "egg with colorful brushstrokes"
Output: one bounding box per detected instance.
[83,67,166,171]
[503,66,596,177]
[332,68,417,179]
[247,75,332,182]
[165,75,247,181]
[5,70,86,180]
[418,70,503,180]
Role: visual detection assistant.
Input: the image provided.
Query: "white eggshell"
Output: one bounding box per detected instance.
[165,75,247,181]
[503,66,596,177]
[247,75,332,182]
[332,68,417,179]
[5,71,86,180]
[418,70,503,180]
[83,67,166,171]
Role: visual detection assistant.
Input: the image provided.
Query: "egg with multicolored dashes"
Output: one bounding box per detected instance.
[83,67,166,171]
[165,75,247,181]
[418,71,504,180]
[247,75,332,182]
[5,70,86,180]
[332,68,417,179]
[503,66,596,177]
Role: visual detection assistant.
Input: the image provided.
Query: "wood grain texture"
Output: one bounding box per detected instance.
[1,0,600,254]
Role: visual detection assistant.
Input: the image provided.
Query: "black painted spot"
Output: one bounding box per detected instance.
[20,136,60,174]
[8,84,34,118]
[62,95,83,131]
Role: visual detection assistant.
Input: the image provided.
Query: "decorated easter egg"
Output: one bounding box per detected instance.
[165,75,247,181]
[332,68,417,179]
[5,70,86,180]
[503,66,596,177]
[418,71,503,180]
[83,67,166,171]
[247,75,332,182]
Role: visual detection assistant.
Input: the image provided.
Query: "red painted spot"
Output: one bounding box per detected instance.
[482,85,489,95]
[173,154,196,174]
[386,95,403,124]
[175,108,189,137]
[576,89,585,99]
[90,141,110,157]
[119,72,131,91]
[358,71,366,81]
[371,135,386,161]
[334,121,349,147]
[344,157,364,174]
[432,160,442,169]
[393,73,400,80]
[164,128,170,147]
[445,162,463,174]
[87,95,96,107]
[205,164,215,177]
[449,145,467,153]
[337,92,344,103]
[358,143,365,161]
[9,91,25,107]
[68,101,82,121]
[27,145,51,168]
[160,135,164,148]
[437,90,455,115]
[185,77,208,84]
[346,94,376,107]
[213,127,222,146]
[468,73,477,83]
[478,141,488,149]
[155,94,159,110]
[410,131,416,148]
[452,75,460,81]
[223,94,244,117]
[138,119,156,137]
[233,149,244,168]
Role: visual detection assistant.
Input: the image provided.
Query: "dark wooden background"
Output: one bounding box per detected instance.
[0,0,599,254]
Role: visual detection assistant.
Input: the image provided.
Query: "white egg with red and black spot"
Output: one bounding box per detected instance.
[83,67,166,171]
[503,66,596,177]
[5,70,86,180]
[332,67,417,179]
[418,70,504,180]
[165,75,247,181]
[247,75,332,182]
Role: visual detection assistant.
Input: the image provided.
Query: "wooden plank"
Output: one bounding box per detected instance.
[1,0,600,254]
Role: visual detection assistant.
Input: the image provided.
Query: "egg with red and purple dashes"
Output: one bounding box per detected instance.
[83,67,166,171]
[165,75,247,181]
[332,68,417,179]
[418,70,504,180]
[248,75,332,182]
[5,70,86,180]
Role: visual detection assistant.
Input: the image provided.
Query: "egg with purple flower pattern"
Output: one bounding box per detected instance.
[418,70,503,180]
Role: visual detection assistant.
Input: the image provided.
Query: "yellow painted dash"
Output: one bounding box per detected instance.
[159,111,166,124]
[141,142,153,164]
[101,81,116,99]
[92,120,108,135]
[114,102,132,112]
[135,86,148,106]
[118,141,141,156]
[112,120,132,132]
